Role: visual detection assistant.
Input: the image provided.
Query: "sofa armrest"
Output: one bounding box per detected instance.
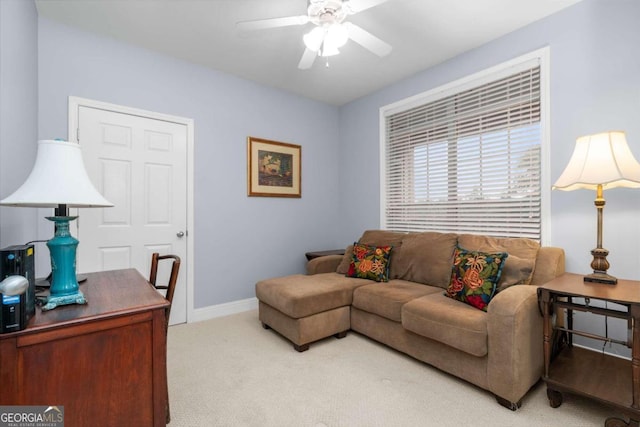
[486,285,543,406]
[306,255,343,275]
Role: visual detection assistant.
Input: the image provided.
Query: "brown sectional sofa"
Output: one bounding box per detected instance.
[255,230,565,410]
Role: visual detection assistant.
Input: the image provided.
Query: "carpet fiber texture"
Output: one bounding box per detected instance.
[167,309,619,426]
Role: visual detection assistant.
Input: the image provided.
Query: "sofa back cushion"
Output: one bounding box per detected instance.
[337,231,539,292]
[457,234,540,291]
[391,232,458,288]
[359,229,408,247]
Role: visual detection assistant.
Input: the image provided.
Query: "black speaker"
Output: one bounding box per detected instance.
[0,244,36,331]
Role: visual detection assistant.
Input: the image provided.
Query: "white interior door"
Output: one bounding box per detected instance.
[73,105,188,325]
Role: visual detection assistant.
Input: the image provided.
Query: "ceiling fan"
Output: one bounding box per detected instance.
[237,0,392,69]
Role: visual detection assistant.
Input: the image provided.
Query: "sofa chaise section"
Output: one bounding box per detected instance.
[255,273,370,351]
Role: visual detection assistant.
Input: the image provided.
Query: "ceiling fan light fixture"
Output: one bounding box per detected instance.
[303,26,326,52]
[326,23,349,48]
[240,0,392,70]
[320,43,340,57]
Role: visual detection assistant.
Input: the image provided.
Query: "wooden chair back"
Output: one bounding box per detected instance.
[149,253,181,323]
[149,252,180,424]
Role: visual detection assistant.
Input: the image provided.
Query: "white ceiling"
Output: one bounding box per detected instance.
[35,0,581,106]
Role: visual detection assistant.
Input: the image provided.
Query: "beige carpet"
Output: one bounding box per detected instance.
[167,310,619,427]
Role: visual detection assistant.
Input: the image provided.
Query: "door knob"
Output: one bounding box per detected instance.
[176,231,185,238]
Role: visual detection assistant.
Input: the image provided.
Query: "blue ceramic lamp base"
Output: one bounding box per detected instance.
[42,292,87,311]
[41,216,87,311]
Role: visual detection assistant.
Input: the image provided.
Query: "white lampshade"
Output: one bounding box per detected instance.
[0,139,113,207]
[553,131,640,191]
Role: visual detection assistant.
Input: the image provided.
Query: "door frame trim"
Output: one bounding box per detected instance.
[68,96,195,324]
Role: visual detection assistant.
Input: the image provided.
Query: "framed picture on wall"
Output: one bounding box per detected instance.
[247,136,301,198]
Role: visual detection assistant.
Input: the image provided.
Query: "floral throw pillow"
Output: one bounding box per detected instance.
[445,246,508,311]
[346,243,393,282]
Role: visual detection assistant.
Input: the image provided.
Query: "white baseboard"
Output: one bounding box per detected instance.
[190,297,258,323]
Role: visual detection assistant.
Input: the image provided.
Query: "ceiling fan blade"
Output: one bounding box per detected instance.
[344,22,392,57]
[298,48,317,70]
[236,15,309,32]
[343,0,390,14]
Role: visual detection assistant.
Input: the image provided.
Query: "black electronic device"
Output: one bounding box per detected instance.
[1,292,27,333]
[0,244,36,332]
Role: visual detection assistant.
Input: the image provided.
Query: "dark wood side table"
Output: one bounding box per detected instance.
[0,268,169,427]
[538,273,640,427]
[305,249,345,261]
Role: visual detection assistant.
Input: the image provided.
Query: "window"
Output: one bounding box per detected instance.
[381,50,549,241]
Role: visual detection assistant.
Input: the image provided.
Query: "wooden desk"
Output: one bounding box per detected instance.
[538,273,640,427]
[0,269,169,427]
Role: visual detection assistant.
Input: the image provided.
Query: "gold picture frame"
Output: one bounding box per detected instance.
[247,137,301,198]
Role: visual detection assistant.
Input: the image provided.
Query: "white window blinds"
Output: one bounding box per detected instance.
[383,62,543,240]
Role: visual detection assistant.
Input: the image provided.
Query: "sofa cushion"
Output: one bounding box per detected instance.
[457,234,540,291]
[352,280,441,322]
[337,230,407,275]
[391,232,458,288]
[402,292,488,357]
[346,243,393,282]
[256,273,370,319]
[445,246,508,311]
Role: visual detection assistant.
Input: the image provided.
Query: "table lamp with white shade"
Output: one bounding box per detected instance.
[0,139,113,310]
[553,131,640,284]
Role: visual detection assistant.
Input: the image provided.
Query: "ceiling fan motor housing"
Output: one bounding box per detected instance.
[308,0,347,26]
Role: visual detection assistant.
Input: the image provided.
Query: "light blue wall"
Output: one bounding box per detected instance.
[338,0,640,356]
[0,0,38,248]
[34,17,344,308]
[339,0,640,277]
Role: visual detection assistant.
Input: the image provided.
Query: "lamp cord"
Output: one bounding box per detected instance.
[25,240,48,245]
[602,305,609,353]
